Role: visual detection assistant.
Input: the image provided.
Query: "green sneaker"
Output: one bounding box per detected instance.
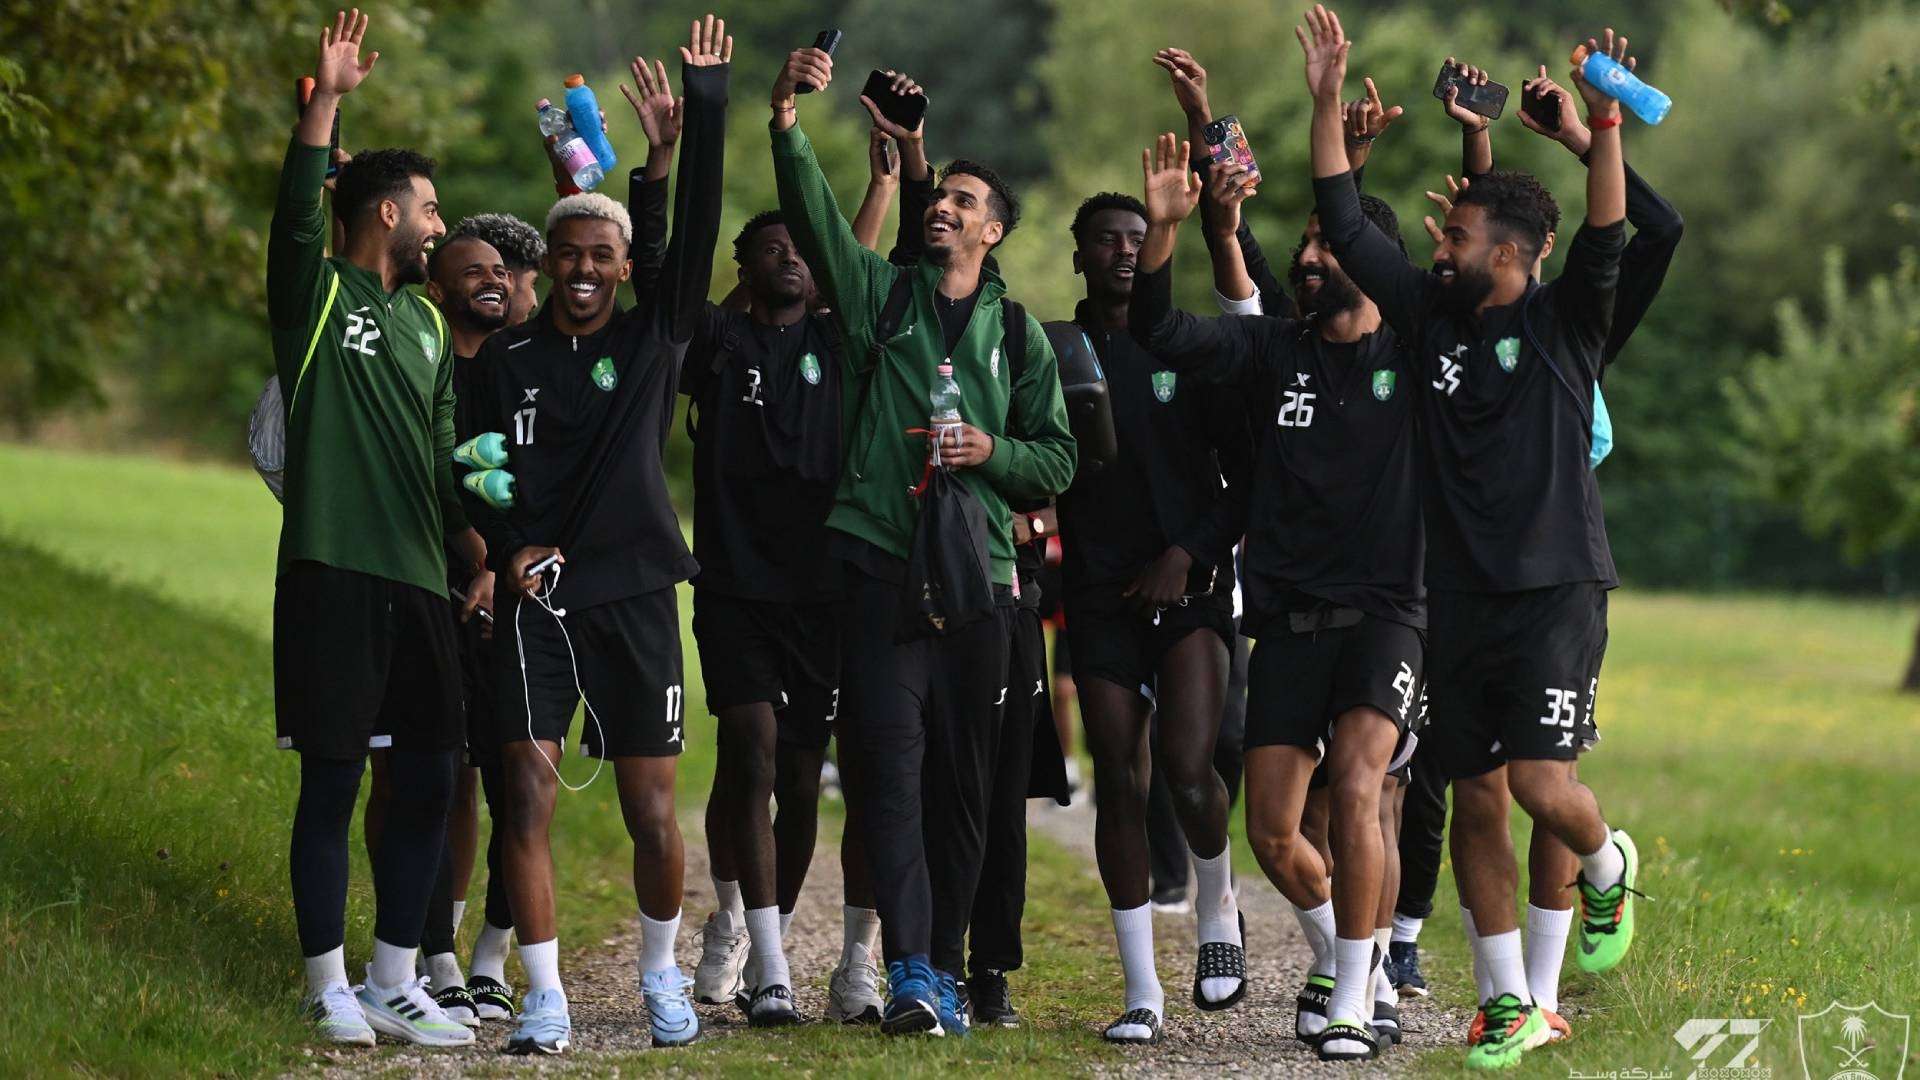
[1465,993,1548,1070]
[1576,828,1640,973]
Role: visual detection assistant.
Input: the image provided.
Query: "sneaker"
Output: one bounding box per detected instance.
[355,973,476,1047]
[1294,972,1335,1043]
[468,974,515,1021]
[505,987,570,1055]
[1468,1007,1487,1044]
[1103,1006,1162,1044]
[1317,1018,1379,1062]
[967,969,1019,1029]
[1465,993,1549,1070]
[1388,940,1429,997]
[881,955,943,1036]
[304,983,375,1047]
[1543,1008,1572,1042]
[1576,829,1641,974]
[641,967,701,1047]
[935,970,970,1038]
[827,944,884,1024]
[1372,998,1402,1046]
[693,913,750,1005]
[820,759,843,801]
[1149,887,1192,916]
[747,984,800,1028]
[432,983,481,1028]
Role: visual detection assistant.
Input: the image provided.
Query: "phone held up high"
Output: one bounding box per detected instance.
[1522,81,1563,132]
[1432,62,1509,120]
[861,68,929,131]
[295,76,342,177]
[1203,114,1260,188]
[797,28,841,93]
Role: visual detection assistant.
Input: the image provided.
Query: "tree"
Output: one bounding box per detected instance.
[1727,249,1920,688]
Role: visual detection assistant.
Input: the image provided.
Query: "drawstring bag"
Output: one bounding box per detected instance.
[898,454,995,642]
[248,375,287,502]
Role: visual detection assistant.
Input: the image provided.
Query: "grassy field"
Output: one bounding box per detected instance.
[3,442,1917,1077]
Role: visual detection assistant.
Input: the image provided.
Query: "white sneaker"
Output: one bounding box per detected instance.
[304,983,375,1046]
[355,972,476,1047]
[826,942,883,1024]
[693,913,749,1006]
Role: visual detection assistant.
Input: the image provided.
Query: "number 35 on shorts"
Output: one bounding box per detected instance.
[1537,686,1581,727]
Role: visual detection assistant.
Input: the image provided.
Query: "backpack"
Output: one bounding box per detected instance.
[1519,286,1615,470]
[248,375,287,502]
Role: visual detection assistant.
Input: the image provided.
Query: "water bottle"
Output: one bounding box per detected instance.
[537,99,604,191]
[1572,46,1671,125]
[453,431,508,470]
[462,468,517,511]
[930,363,963,468]
[563,75,619,170]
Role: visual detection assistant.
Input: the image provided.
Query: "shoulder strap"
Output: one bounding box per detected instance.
[812,311,845,371]
[1520,286,1593,431]
[868,272,916,369]
[287,268,342,416]
[1000,298,1028,391]
[684,323,743,441]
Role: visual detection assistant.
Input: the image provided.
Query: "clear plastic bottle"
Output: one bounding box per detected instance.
[537,98,605,192]
[930,363,963,423]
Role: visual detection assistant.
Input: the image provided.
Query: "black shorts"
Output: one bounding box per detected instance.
[493,587,686,759]
[692,591,840,752]
[1063,587,1235,699]
[274,561,464,760]
[455,610,499,768]
[1245,611,1425,755]
[1426,584,1609,780]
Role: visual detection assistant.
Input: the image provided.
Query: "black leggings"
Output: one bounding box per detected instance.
[291,749,459,957]
[1394,736,1449,921]
[423,758,512,957]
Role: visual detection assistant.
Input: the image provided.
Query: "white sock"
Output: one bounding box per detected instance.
[426,951,464,991]
[1111,904,1164,1017]
[746,906,790,990]
[1579,828,1625,891]
[304,946,349,996]
[1462,906,1493,1003]
[1191,845,1243,1003]
[1373,927,1395,1005]
[519,937,563,996]
[369,938,415,989]
[1329,937,1375,1024]
[843,904,880,960]
[1391,912,1423,944]
[1292,900,1337,978]
[1473,928,1530,1003]
[779,909,794,940]
[640,910,681,975]
[450,899,467,939]
[1525,904,1574,1014]
[713,878,745,933]
[471,923,512,983]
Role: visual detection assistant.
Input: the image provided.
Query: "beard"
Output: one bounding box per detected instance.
[389,226,429,286]
[459,292,508,332]
[1435,261,1496,316]
[1290,262,1362,317]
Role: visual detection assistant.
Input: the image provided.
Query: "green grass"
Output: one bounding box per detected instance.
[5,443,1916,1077]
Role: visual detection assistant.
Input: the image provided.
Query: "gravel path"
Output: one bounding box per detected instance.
[1026,797,1472,1076]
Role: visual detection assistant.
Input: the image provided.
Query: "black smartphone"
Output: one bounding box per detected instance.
[861,68,929,130]
[295,76,342,177]
[1202,114,1261,187]
[1432,62,1509,120]
[1522,82,1563,132]
[797,28,841,93]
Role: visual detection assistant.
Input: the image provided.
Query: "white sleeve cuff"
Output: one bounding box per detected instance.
[1214,287,1263,316]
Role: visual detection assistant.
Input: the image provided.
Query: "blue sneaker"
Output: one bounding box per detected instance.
[881,956,943,1036]
[1388,940,1428,997]
[641,967,700,1047]
[936,970,970,1038]
[505,987,570,1055]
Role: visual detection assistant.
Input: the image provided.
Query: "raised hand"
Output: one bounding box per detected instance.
[621,57,682,149]
[1141,132,1202,226]
[859,69,926,140]
[1203,159,1256,238]
[313,8,378,97]
[1346,76,1404,143]
[1570,28,1630,118]
[1295,4,1350,103]
[681,13,732,68]
[1420,173,1468,245]
[1519,65,1589,151]
[1440,57,1491,131]
[773,48,833,104]
[1153,47,1211,123]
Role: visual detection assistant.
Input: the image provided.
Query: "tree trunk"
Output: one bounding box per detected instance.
[1905,610,1920,692]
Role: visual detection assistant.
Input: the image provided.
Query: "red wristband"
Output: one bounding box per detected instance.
[1588,114,1622,131]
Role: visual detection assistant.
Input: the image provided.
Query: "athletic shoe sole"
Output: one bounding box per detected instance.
[316,1026,376,1048]
[749,1008,801,1029]
[881,1001,943,1036]
[364,1011,475,1048]
[506,1036,569,1055]
[1395,984,1431,999]
[827,1004,883,1025]
[651,1030,701,1048]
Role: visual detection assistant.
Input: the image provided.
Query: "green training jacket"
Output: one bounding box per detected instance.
[267,138,468,596]
[771,123,1076,587]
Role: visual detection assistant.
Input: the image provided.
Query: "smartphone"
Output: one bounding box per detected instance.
[524,553,561,580]
[861,68,929,130]
[1522,82,1563,132]
[1432,63,1509,120]
[448,587,495,624]
[797,28,841,93]
[1202,114,1261,186]
[294,76,342,177]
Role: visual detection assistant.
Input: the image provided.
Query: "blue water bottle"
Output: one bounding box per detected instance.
[563,74,618,170]
[1573,45,1671,125]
